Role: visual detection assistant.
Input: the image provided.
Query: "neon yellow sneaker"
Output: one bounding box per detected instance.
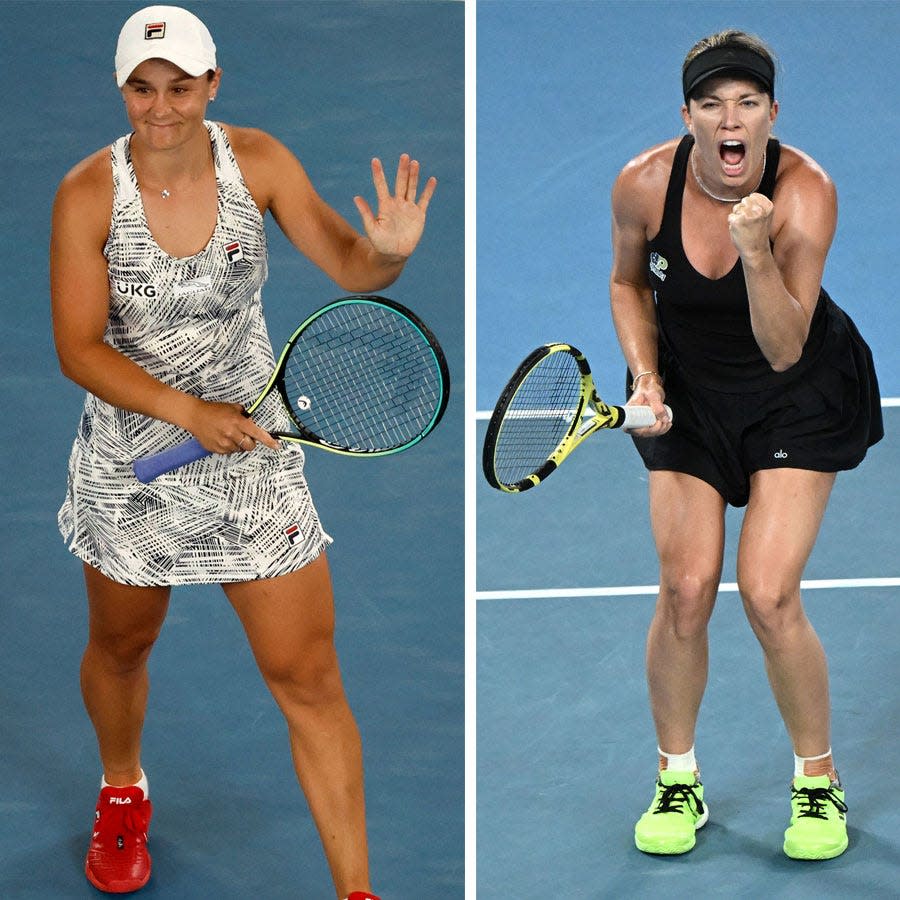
[634,770,708,855]
[783,775,848,860]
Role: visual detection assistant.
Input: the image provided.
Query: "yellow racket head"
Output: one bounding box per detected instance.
[483,343,593,492]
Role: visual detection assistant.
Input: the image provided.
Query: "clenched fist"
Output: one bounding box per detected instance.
[728,192,774,259]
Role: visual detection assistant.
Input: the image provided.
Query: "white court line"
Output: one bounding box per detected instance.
[476,403,898,601]
[475,397,900,419]
[476,577,900,601]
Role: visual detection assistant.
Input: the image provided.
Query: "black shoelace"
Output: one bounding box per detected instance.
[791,785,847,820]
[653,782,704,816]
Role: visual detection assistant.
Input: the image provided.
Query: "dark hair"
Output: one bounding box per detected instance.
[682,30,777,103]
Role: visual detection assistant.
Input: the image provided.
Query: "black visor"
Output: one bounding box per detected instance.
[683,45,775,102]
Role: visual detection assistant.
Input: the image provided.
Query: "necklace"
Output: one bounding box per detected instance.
[690,147,765,203]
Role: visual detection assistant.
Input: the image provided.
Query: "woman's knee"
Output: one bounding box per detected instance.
[656,571,719,639]
[738,573,804,644]
[258,638,345,709]
[83,567,169,673]
[85,624,161,675]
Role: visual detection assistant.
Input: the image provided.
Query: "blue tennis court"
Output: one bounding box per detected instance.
[477,2,898,897]
[0,2,462,897]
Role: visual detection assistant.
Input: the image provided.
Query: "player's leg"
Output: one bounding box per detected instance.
[646,471,726,757]
[737,467,847,859]
[222,554,370,898]
[737,469,835,761]
[81,563,171,786]
[635,471,726,854]
[80,563,170,892]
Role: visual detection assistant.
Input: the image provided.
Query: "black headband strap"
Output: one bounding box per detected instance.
[682,45,775,102]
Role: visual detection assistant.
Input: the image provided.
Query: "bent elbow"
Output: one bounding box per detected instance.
[768,348,803,373]
[766,326,809,373]
[57,354,83,386]
[55,344,95,390]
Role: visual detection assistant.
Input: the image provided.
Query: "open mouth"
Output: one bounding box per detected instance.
[719,140,746,175]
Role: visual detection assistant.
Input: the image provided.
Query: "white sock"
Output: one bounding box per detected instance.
[659,746,697,773]
[102,769,149,799]
[794,749,832,779]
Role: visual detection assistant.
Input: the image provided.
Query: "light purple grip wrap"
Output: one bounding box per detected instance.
[132,438,211,483]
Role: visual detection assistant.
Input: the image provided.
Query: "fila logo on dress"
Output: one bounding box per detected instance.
[224,240,245,263]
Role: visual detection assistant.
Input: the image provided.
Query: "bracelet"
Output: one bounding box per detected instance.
[630,370,661,391]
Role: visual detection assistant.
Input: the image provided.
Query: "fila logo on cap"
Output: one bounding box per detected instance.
[225,240,244,263]
[145,22,166,40]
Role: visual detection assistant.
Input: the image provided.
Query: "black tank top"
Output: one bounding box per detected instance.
[647,135,828,392]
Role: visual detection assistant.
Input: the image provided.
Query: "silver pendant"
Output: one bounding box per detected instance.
[161,189,170,199]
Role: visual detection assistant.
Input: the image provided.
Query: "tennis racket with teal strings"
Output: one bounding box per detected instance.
[133,295,450,483]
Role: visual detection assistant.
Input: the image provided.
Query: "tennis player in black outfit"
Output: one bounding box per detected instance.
[610,30,882,860]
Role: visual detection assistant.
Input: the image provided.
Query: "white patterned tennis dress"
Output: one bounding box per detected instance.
[58,122,331,586]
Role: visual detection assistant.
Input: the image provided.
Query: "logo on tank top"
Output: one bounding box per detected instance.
[173,275,212,299]
[115,280,158,298]
[774,449,789,460]
[650,252,668,282]
[224,240,245,264]
[145,22,166,40]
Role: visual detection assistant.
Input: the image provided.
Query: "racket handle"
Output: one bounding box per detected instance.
[132,438,212,483]
[621,404,673,429]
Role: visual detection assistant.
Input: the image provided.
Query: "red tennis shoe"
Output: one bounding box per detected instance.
[345,893,381,900]
[84,785,153,893]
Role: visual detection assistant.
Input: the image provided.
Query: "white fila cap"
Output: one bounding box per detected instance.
[115,5,216,88]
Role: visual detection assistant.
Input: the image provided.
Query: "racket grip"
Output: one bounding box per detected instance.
[132,438,212,483]
[621,404,673,429]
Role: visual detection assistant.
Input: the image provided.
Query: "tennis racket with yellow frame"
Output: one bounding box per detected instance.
[482,342,671,493]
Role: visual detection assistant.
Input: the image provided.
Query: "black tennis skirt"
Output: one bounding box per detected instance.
[628,297,883,507]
